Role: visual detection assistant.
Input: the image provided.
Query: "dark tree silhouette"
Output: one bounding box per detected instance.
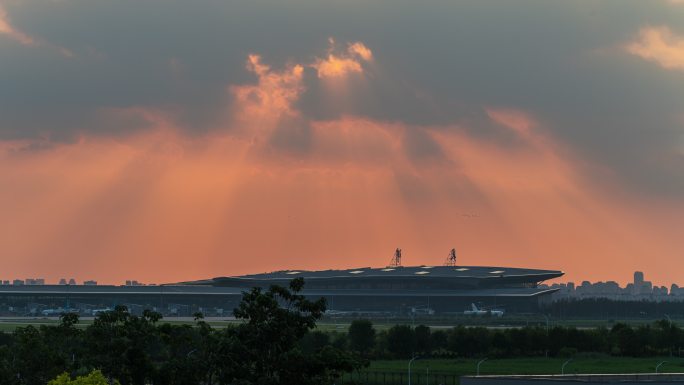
[348,319,376,355]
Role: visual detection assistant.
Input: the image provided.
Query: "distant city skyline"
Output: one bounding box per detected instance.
[4,269,684,292]
[544,271,684,301]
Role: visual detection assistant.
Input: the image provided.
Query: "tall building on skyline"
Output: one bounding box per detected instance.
[634,271,644,286]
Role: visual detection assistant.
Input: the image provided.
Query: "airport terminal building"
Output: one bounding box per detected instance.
[0,263,563,317]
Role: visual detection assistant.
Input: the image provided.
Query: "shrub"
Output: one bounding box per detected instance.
[48,370,120,385]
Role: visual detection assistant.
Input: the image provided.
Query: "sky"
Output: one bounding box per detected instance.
[1,0,683,286]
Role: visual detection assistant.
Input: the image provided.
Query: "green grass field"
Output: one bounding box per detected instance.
[0,319,66,332]
[340,357,684,385]
[367,357,684,375]
[0,318,241,332]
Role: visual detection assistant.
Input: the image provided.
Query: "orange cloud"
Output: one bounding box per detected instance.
[313,55,363,78]
[0,4,34,46]
[486,108,537,137]
[229,54,304,138]
[625,26,684,71]
[0,3,73,57]
[348,42,373,61]
[311,39,373,78]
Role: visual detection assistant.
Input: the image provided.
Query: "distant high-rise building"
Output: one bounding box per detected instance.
[12,279,24,286]
[659,286,668,296]
[59,278,67,285]
[83,280,97,286]
[68,278,76,285]
[634,271,644,285]
[633,271,645,295]
[643,281,653,294]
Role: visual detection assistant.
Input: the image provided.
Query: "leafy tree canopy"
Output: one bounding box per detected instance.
[48,370,119,385]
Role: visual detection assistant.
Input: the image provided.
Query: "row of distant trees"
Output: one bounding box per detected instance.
[328,318,684,360]
[543,298,684,319]
[2,279,684,385]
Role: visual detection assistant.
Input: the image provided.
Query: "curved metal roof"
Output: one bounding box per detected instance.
[213,265,563,281]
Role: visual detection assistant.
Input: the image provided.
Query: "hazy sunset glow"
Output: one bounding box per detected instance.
[1,1,683,286]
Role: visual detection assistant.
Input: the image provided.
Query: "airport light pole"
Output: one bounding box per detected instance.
[408,356,419,385]
[476,358,488,376]
[665,314,674,356]
[561,358,573,375]
[543,314,550,333]
[656,361,668,374]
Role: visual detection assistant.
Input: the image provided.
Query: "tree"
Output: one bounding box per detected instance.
[413,325,431,355]
[84,306,162,385]
[429,330,448,353]
[155,322,205,385]
[48,370,119,385]
[41,313,84,375]
[223,278,366,384]
[611,323,640,356]
[348,320,375,354]
[299,331,331,354]
[447,326,489,357]
[12,325,63,385]
[386,325,414,358]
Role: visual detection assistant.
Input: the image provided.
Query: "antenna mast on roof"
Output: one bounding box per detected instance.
[388,248,402,267]
[444,248,457,266]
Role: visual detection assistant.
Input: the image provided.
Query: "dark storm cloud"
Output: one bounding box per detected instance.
[0,0,683,194]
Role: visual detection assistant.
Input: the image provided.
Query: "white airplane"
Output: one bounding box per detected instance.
[41,308,79,316]
[410,306,435,315]
[463,303,504,317]
[91,308,112,315]
[41,308,63,316]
